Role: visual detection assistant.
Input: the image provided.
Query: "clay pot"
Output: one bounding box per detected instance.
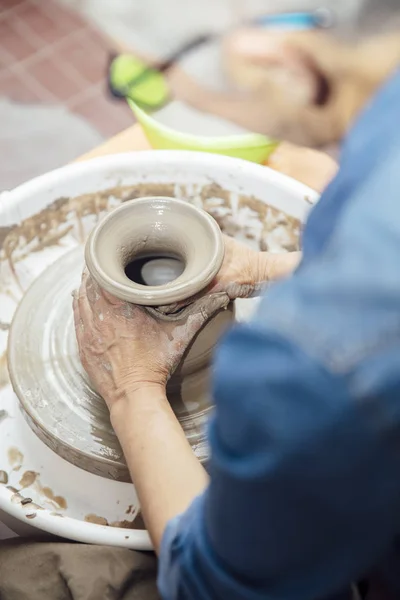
[85,196,225,306]
[85,196,235,450]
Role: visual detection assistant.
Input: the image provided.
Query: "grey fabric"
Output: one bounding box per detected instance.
[0,540,159,600]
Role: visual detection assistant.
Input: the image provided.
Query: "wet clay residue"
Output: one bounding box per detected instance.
[0,470,8,484]
[111,511,145,530]
[5,454,67,509]
[200,185,301,253]
[0,353,10,389]
[25,512,37,519]
[28,477,68,510]
[0,181,300,291]
[0,184,175,276]
[19,470,39,488]
[84,511,145,530]
[85,514,109,526]
[125,504,134,515]
[7,447,23,469]
[41,486,67,510]
[131,511,145,530]
[0,409,8,423]
[110,519,136,529]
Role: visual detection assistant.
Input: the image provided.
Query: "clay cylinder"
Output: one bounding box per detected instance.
[85,196,234,383]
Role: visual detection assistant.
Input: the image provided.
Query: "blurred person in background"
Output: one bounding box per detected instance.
[73,1,400,599]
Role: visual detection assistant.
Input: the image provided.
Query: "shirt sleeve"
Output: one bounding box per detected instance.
[157,149,400,600]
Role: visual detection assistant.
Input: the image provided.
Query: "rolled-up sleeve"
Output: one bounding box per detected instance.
[158,148,400,599]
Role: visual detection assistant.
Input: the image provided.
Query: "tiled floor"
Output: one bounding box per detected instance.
[0,0,134,138]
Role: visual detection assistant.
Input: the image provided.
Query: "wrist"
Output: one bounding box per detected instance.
[110,382,168,425]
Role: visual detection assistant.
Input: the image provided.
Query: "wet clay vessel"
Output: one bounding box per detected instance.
[9,197,234,482]
[85,196,234,377]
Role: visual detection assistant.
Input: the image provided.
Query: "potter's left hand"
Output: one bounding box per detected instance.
[159,235,301,314]
[73,271,230,408]
[212,234,300,298]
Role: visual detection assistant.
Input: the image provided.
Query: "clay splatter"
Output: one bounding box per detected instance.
[19,470,39,488]
[41,486,67,509]
[0,409,8,423]
[0,354,9,389]
[0,182,300,287]
[85,514,109,526]
[110,519,135,529]
[7,447,23,469]
[83,513,145,529]
[25,512,37,519]
[125,504,134,515]
[21,497,32,506]
[0,470,8,484]
[131,511,145,530]
[110,513,145,529]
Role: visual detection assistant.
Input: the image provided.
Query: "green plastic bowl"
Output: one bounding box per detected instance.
[128,100,278,164]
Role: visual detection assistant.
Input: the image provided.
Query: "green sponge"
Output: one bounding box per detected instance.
[109,54,170,111]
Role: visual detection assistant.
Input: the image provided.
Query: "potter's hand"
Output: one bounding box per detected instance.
[159,235,301,314]
[211,235,300,298]
[73,271,230,408]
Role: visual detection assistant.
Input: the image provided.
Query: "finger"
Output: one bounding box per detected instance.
[77,275,96,336]
[72,294,86,361]
[155,284,215,316]
[85,275,101,305]
[80,268,89,292]
[183,292,230,338]
[72,292,80,335]
[101,289,125,308]
[224,281,257,300]
[156,297,196,316]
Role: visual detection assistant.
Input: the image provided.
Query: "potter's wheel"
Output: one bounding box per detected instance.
[8,247,218,481]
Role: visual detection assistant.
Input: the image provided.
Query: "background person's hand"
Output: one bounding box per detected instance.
[73,271,230,409]
[168,27,348,148]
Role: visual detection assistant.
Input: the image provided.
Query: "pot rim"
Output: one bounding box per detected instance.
[84,196,225,306]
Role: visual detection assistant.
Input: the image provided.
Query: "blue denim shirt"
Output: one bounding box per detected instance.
[158,69,400,600]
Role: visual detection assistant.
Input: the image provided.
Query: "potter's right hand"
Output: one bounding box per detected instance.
[73,271,230,409]
[159,235,301,314]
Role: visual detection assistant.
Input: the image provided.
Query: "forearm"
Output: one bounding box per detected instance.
[110,385,208,552]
